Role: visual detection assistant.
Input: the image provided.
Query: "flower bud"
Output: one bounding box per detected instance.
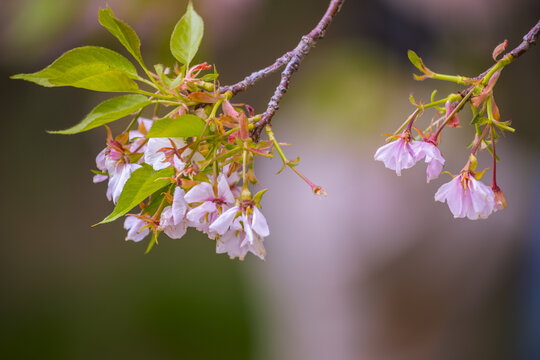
[492,184,507,210]
[241,186,252,201]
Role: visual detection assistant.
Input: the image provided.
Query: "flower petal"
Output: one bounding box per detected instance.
[251,207,270,237]
[209,206,239,235]
[185,182,214,203]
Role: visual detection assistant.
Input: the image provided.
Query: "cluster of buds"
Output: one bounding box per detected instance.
[12,3,324,260]
[375,43,518,220]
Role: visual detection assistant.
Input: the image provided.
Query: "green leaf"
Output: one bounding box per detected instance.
[145,231,159,254]
[170,1,204,66]
[407,50,431,74]
[49,94,151,134]
[98,7,144,65]
[201,73,218,81]
[98,164,174,224]
[12,46,139,92]
[146,114,206,138]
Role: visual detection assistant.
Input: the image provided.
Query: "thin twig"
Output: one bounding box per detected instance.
[251,0,345,141]
[221,51,295,95]
[220,0,344,141]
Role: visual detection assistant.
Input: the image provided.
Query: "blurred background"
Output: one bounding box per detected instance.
[1,0,539,359]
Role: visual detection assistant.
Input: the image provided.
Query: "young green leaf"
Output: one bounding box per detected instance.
[12,46,139,92]
[49,94,151,134]
[407,50,431,74]
[170,1,204,66]
[146,114,206,138]
[98,164,174,224]
[98,7,144,65]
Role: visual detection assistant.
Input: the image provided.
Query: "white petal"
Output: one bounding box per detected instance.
[186,201,217,224]
[164,223,187,239]
[185,182,214,203]
[172,154,185,172]
[93,174,108,183]
[251,207,270,237]
[217,174,235,204]
[172,187,188,224]
[124,216,149,242]
[242,214,254,245]
[95,148,107,171]
[209,206,239,235]
[109,163,141,203]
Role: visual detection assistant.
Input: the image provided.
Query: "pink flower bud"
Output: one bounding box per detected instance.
[492,184,507,211]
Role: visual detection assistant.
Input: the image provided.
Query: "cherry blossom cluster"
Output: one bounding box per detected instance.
[12,3,326,260]
[95,114,269,259]
[374,43,522,220]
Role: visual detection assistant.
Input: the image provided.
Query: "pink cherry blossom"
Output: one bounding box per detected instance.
[93,143,141,203]
[216,217,266,260]
[209,205,270,246]
[124,215,150,242]
[374,136,416,176]
[144,138,186,171]
[434,172,495,220]
[412,141,445,182]
[184,174,236,234]
[158,187,189,239]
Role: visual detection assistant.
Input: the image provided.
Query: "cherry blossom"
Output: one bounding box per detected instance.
[209,205,270,246]
[184,174,236,234]
[374,134,417,176]
[412,141,445,182]
[216,217,266,260]
[158,187,189,239]
[144,137,187,171]
[434,172,495,220]
[124,215,150,242]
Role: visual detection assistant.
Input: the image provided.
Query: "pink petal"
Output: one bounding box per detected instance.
[185,182,214,203]
[217,174,235,204]
[251,207,270,237]
[209,206,239,235]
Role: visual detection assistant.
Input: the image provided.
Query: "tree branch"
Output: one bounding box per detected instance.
[509,19,540,58]
[433,20,539,124]
[221,0,345,141]
[250,0,344,141]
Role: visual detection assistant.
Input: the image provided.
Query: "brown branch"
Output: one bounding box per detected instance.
[433,19,540,137]
[223,0,345,100]
[509,19,540,58]
[473,19,539,81]
[221,51,295,96]
[221,0,345,142]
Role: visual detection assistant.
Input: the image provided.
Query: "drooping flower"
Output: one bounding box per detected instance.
[374,133,417,176]
[124,215,150,242]
[412,141,445,182]
[209,204,269,247]
[94,146,141,203]
[158,187,189,239]
[434,172,495,220]
[216,217,266,260]
[184,174,236,234]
